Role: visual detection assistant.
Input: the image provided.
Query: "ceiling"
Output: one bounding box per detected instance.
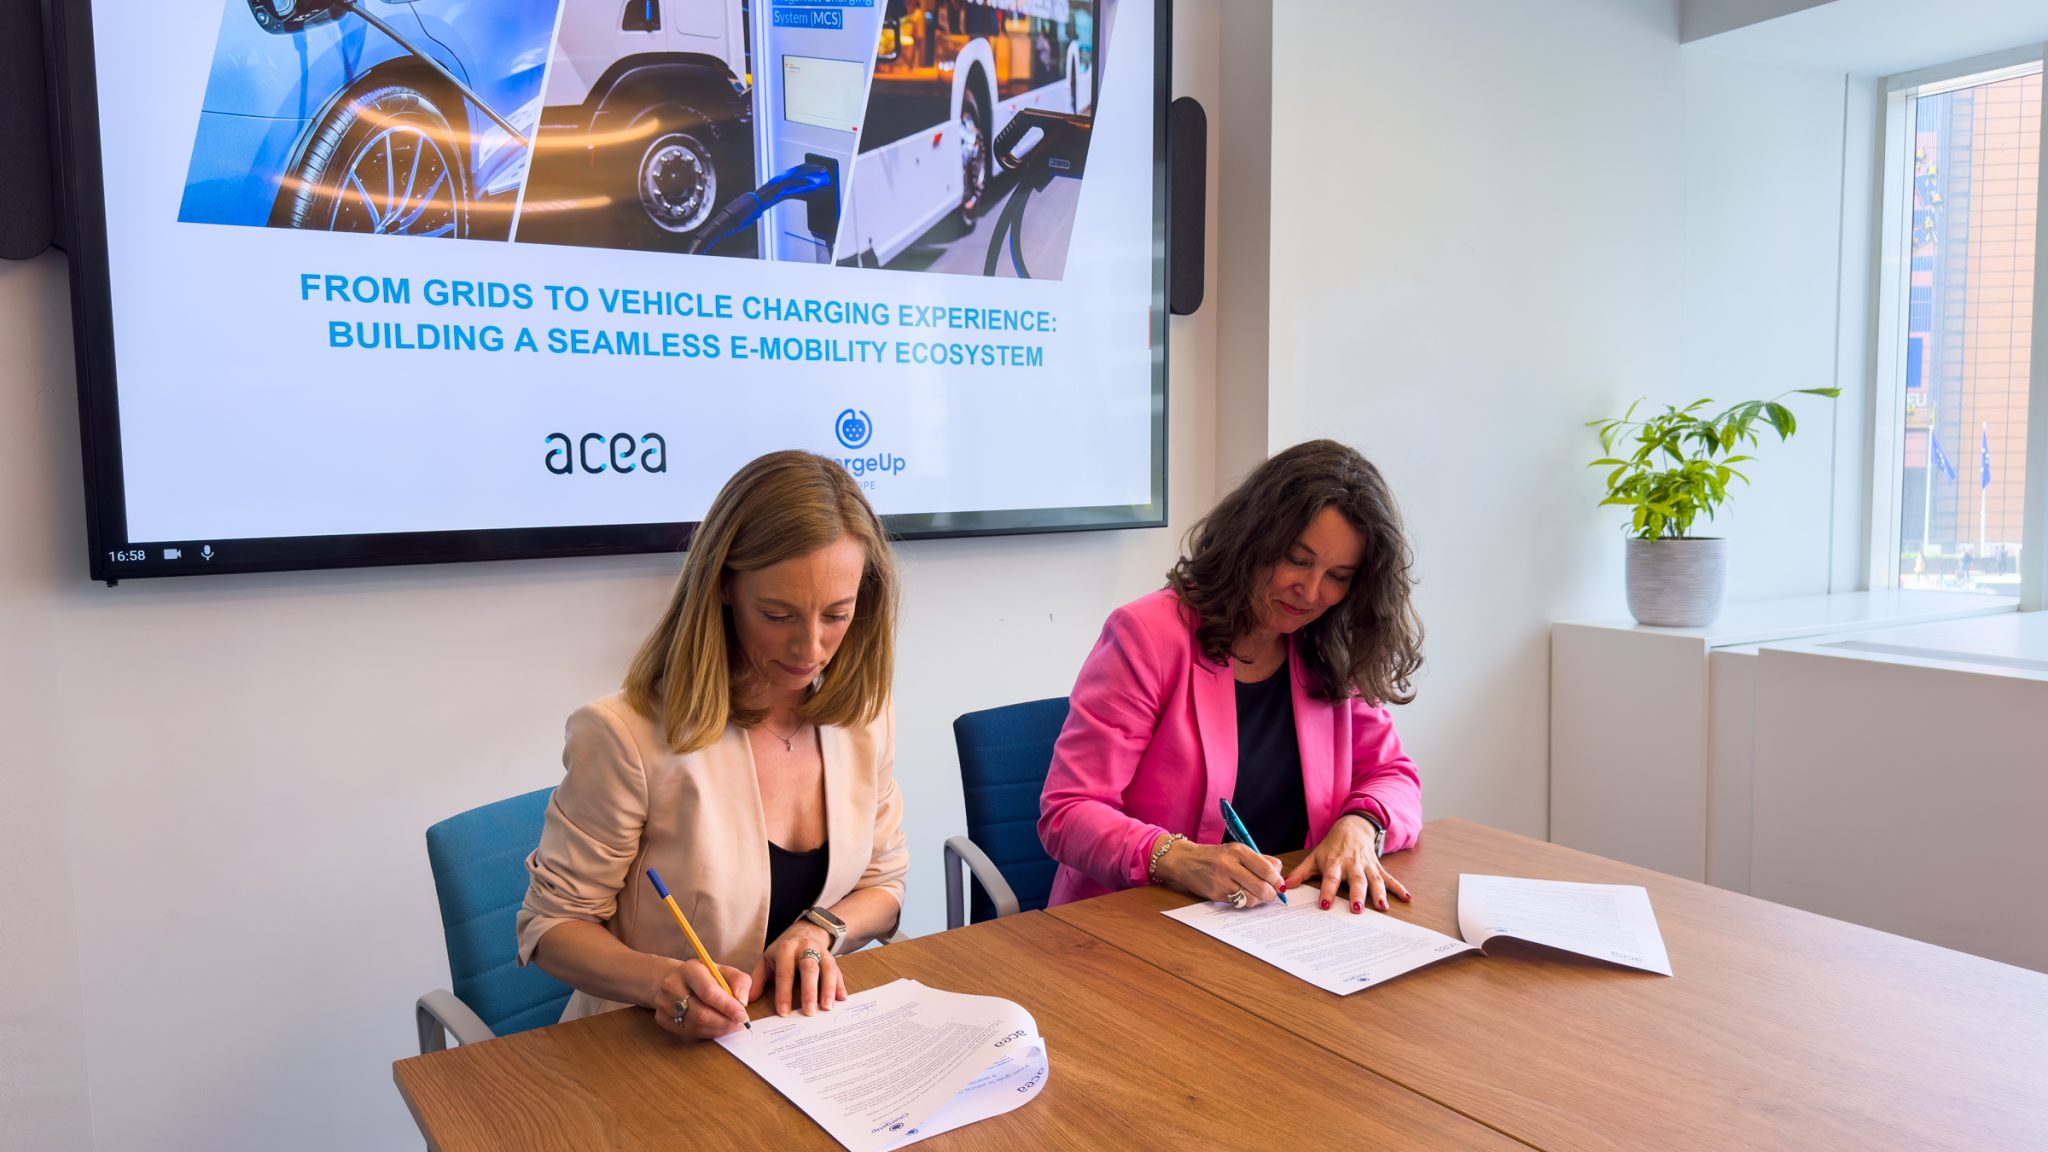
[1685,0,2048,76]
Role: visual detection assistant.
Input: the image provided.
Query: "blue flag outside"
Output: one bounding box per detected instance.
[1930,431,1958,484]
[1980,425,1992,489]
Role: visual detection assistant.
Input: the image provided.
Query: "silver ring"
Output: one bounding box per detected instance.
[799,947,825,963]
[1227,889,1249,909]
[671,994,689,1024]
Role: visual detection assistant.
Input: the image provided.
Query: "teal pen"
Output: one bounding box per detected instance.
[1217,797,1287,903]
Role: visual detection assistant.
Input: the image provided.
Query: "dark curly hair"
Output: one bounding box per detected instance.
[1167,440,1423,705]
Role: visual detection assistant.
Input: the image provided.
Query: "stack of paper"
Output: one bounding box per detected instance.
[717,979,1048,1152]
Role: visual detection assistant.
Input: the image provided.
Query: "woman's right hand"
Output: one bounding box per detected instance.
[1152,838,1286,907]
[650,958,753,1041]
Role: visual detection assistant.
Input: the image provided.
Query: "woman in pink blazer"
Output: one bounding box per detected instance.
[1039,441,1425,914]
[518,452,908,1040]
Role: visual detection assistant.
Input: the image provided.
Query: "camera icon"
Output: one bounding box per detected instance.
[835,408,873,450]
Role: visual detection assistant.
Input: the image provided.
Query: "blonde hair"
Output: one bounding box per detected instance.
[625,451,898,753]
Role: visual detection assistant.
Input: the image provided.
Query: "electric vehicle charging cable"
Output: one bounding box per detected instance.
[983,109,1091,279]
[686,162,837,257]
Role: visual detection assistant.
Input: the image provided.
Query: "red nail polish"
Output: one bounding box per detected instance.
[1319,899,1332,910]
[1377,898,1388,911]
[1351,901,1363,914]
[1277,881,1287,893]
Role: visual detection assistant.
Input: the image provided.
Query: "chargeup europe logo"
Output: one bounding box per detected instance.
[833,408,906,481]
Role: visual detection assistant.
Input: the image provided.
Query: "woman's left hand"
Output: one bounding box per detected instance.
[1284,815,1411,913]
[750,921,848,1017]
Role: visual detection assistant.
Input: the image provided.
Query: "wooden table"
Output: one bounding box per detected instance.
[1050,818,2048,1152]
[394,909,1524,1151]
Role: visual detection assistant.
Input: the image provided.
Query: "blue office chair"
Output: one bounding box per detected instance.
[416,786,573,1053]
[945,697,1069,929]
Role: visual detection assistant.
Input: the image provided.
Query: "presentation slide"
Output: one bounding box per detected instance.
[68,0,1161,579]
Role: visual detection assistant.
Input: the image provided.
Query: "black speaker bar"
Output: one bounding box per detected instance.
[1167,95,1205,317]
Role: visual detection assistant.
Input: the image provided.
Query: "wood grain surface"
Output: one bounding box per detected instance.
[394,910,1527,1151]
[1049,818,2048,1152]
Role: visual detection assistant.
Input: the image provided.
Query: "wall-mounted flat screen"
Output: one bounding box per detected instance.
[51,0,1165,581]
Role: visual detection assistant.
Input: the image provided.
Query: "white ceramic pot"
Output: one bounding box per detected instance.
[1624,537,1728,627]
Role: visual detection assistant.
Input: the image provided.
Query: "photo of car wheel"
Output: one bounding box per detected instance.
[178,0,554,243]
[275,83,469,238]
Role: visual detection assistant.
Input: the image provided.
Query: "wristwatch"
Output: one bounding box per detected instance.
[801,906,847,953]
[1343,809,1387,859]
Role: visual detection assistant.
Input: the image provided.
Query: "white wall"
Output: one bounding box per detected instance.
[1268,0,1687,835]
[1213,0,1273,486]
[1678,52,1859,598]
[0,7,1226,1149]
[1263,0,1863,837]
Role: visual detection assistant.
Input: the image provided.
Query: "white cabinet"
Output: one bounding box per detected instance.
[1550,591,2012,885]
[1750,612,2048,972]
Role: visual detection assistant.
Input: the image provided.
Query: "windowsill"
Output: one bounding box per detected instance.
[1558,589,2018,649]
[1772,610,2048,681]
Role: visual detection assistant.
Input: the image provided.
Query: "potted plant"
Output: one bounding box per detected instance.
[1589,388,1839,627]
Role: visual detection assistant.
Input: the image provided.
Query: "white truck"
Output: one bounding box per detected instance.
[533,0,756,247]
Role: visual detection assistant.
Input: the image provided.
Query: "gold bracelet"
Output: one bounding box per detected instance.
[1147,833,1186,883]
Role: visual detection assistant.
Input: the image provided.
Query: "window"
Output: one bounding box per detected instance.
[1873,56,2043,600]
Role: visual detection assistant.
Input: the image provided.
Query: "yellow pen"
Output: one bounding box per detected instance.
[645,867,750,1029]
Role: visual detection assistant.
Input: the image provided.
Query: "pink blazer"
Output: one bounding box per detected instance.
[1038,588,1422,906]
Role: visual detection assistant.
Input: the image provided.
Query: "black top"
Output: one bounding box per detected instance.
[1232,667,1309,852]
[765,841,830,949]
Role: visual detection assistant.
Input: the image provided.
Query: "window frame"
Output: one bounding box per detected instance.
[1865,45,2048,610]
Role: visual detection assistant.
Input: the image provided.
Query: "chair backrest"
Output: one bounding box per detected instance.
[953,696,1070,923]
[424,787,573,1037]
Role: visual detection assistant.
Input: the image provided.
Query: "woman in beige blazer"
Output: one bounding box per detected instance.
[517,451,908,1039]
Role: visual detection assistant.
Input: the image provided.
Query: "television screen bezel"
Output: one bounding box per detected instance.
[46,0,1171,583]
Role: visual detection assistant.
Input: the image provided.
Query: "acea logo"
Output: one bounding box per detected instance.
[831,407,906,482]
[545,432,667,475]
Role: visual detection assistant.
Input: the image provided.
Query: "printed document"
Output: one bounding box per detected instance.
[1163,898,1477,994]
[1457,874,1673,976]
[717,979,1047,1152]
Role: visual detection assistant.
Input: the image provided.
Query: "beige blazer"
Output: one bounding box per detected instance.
[516,691,908,1023]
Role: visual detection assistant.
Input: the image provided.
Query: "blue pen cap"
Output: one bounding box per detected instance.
[646,867,672,900]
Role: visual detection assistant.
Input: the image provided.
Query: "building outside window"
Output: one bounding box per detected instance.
[1891,66,2036,594]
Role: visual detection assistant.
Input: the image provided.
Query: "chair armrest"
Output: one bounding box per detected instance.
[943,834,1020,930]
[416,988,494,1054]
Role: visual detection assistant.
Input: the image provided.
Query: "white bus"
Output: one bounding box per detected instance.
[836,0,1096,268]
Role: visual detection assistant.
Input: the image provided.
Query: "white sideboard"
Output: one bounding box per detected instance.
[1550,591,2015,884]
[1749,612,2048,972]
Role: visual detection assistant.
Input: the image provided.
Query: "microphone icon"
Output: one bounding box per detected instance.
[201,545,214,561]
